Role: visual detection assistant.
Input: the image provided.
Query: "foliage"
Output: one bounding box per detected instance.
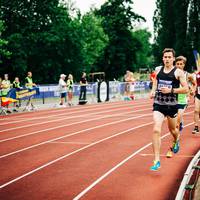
[132,29,153,70]
[95,0,146,80]
[79,12,109,73]
[0,20,11,64]
[0,0,154,82]
[153,0,200,71]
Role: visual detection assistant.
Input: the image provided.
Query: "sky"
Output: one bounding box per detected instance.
[74,0,156,34]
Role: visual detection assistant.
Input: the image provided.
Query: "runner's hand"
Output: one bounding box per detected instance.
[150,91,155,99]
[159,87,171,94]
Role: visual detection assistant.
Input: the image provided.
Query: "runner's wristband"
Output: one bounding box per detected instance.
[171,88,174,94]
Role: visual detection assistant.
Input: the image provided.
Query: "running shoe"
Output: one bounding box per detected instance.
[192,126,199,134]
[166,149,173,158]
[150,160,161,171]
[179,122,183,132]
[172,139,180,153]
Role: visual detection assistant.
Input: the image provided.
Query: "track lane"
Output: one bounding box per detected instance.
[0,100,199,200]
[0,109,153,156]
[0,104,152,140]
[0,100,150,124]
[0,115,154,184]
[74,120,199,200]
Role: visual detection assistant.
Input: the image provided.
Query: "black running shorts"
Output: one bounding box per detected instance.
[153,103,178,118]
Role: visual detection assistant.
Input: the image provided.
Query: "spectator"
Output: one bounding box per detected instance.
[79,72,88,101]
[24,72,37,111]
[12,77,21,111]
[66,74,74,106]
[59,74,67,106]
[1,74,12,97]
[124,70,131,99]
[13,77,21,89]
[1,74,12,113]
[25,71,36,89]
[129,72,136,100]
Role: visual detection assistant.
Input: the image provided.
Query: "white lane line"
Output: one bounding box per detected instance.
[0,113,152,158]
[0,103,127,125]
[0,122,153,189]
[50,141,91,145]
[0,107,152,143]
[0,103,151,134]
[0,101,151,126]
[73,122,194,200]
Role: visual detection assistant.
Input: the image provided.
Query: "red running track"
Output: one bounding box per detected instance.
[0,99,199,200]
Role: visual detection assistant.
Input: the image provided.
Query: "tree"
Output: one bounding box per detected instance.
[0,0,84,83]
[132,29,153,70]
[79,12,109,73]
[95,0,145,80]
[153,0,176,64]
[153,0,199,70]
[186,0,200,70]
[0,20,11,65]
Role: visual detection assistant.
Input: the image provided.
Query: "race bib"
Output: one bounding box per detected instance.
[158,80,172,90]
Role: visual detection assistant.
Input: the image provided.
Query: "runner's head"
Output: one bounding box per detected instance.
[162,48,175,68]
[175,56,187,70]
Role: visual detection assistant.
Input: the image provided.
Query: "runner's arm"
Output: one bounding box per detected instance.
[173,69,189,94]
[187,73,197,95]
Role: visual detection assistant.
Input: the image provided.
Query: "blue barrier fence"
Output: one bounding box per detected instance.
[29,81,150,103]
[38,81,149,96]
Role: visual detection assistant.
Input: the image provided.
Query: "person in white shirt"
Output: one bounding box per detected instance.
[59,74,67,106]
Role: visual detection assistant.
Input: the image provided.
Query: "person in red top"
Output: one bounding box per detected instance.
[149,70,156,89]
[192,68,200,134]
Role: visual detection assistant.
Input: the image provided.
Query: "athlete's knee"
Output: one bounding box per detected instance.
[153,127,161,135]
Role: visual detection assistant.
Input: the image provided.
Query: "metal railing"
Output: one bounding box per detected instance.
[175,150,200,200]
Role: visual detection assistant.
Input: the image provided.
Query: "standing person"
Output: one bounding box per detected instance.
[1,74,12,97]
[150,48,188,171]
[13,77,21,89]
[124,70,131,99]
[192,67,200,134]
[1,74,12,113]
[24,71,37,111]
[12,77,21,111]
[25,71,36,89]
[58,74,67,106]
[66,74,74,106]
[129,72,136,100]
[79,72,88,102]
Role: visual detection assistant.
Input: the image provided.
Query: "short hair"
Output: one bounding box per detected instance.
[162,48,176,57]
[175,56,187,64]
